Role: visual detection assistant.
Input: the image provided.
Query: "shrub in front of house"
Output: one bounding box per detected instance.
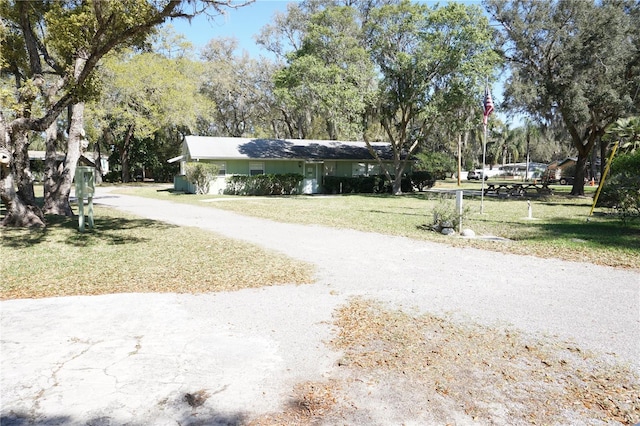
[186,162,219,194]
[224,173,303,196]
[322,176,380,194]
[322,175,413,194]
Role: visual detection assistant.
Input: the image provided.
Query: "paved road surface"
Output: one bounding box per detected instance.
[2,188,638,425]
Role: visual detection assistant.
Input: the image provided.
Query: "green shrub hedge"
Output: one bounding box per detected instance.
[224,173,303,195]
[224,171,436,196]
[322,175,414,194]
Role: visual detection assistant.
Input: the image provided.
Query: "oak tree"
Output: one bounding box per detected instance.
[0,0,248,227]
[486,0,640,195]
[365,0,499,194]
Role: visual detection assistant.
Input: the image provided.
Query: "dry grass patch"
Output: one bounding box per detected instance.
[1,207,314,299]
[242,298,638,425]
[328,298,639,425]
[248,381,343,425]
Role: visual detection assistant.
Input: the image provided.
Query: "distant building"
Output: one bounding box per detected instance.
[28,151,109,182]
[543,158,577,185]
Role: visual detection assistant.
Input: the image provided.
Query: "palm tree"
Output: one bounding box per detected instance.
[489,122,526,169]
[605,116,640,154]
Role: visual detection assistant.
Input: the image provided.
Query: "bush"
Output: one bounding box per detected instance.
[224,174,303,196]
[410,171,436,191]
[104,170,121,183]
[185,162,218,194]
[596,151,640,221]
[428,194,470,232]
[322,176,382,194]
[322,175,412,194]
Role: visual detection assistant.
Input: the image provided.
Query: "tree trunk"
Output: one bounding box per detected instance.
[43,102,85,216]
[571,154,588,196]
[570,126,601,196]
[589,143,598,182]
[392,175,403,195]
[0,113,45,227]
[564,116,598,196]
[0,148,45,228]
[13,128,36,206]
[43,55,88,215]
[391,159,412,195]
[280,109,295,139]
[326,118,337,140]
[7,125,44,226]
[42,118,71,216]
[120,124,135,183]
[94,142,103,185]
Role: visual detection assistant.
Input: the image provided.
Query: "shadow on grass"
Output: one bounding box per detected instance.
[156,187,180,194]
[538,200,593,208]
[537,219,640,250]
[1,214,177,249]
[474,214,640,251]
[366,208,426,218]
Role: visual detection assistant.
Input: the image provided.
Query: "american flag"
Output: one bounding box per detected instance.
[483,86,494,125]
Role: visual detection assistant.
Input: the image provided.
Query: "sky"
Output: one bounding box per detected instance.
[165,0,482,58]
[165,1,293,57]
[165,0,518,126]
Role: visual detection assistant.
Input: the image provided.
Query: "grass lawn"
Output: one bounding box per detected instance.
[3,179,637,300]
[112,179,640,270]
[1,205,314,300]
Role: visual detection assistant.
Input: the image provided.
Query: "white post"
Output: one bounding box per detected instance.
[456,190,464,233]
[528,200,532,219]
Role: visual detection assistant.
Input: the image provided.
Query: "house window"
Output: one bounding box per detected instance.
[367,163,380,175]
[250,162,264,176]
[352,163,366,176]
[324,161,336,176]
[306,165,315,178]
[212,161,226,176]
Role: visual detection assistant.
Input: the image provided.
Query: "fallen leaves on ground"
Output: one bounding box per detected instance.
[329,298,639,425]
[250,298,639,425]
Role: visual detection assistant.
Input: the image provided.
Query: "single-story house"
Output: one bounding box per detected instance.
[169,136,403,194]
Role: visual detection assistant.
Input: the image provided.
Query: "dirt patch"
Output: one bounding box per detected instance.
[248,381,344,425]
[250,298,640,425]
[184,389,210,408]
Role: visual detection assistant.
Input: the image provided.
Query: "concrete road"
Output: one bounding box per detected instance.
[2,188,638,425]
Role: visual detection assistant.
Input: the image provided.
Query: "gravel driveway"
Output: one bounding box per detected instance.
[2,188,638,425]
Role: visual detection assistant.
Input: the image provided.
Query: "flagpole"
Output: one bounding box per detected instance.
[481,83,493,215]
[481,122,487,214]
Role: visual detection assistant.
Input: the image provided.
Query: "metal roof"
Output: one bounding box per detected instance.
[184,136,396,161]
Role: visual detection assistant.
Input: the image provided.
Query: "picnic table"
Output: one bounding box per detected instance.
[483,182,553,197]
